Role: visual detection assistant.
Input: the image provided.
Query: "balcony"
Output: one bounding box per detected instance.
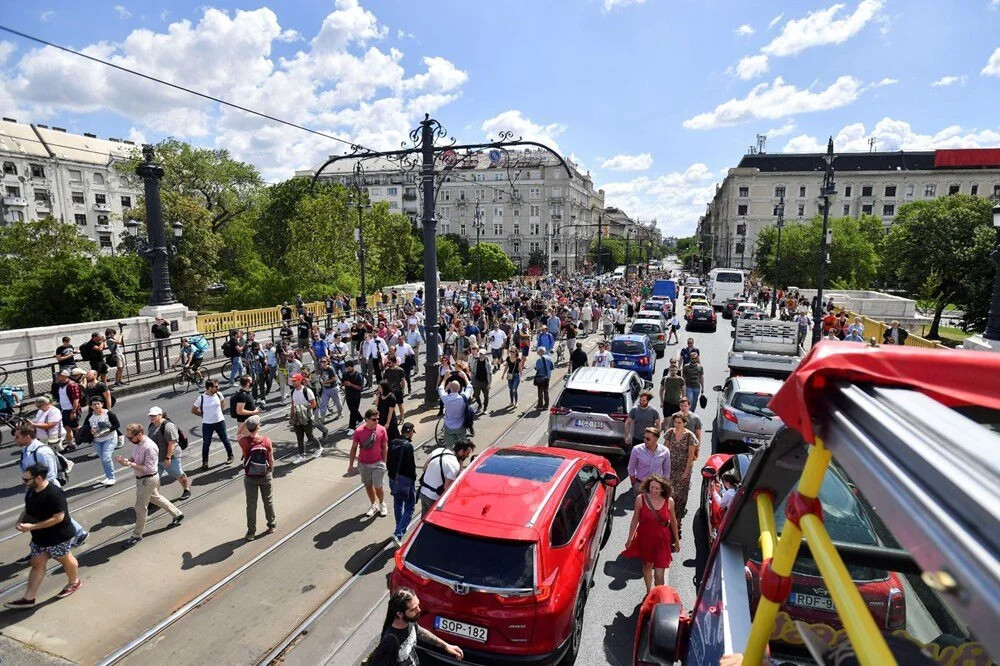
[456,199,468,206]
[93,202,112,212]
[35,200,51,212]
[3,196,27,207]
[95,223,114,233]
[548,194,564,203]
[551,213,562,220]
[403,192,417,200]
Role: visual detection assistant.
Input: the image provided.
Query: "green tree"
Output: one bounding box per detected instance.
[284,187,357,298]
[468,242,517,281]
[251,178,329,269]
[528,248,548,271]
[365,203,418,290]
[883,194,994,337]
[437,237,466,281]
[444,233,471,264]
[0,217,98,300]
[588,237,625,272]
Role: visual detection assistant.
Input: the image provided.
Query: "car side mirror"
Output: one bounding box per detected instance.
[602,472,620,488]
[643,380,654,390]
[712,385,722,392]
[701,465,717,479]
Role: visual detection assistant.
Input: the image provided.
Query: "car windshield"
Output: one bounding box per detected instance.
[631,323,661,334]
[558,388,626,414]
[732,392,775,417]
[611,340,645,355]
[407,524,535,589]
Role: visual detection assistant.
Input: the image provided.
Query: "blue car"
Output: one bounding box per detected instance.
[610,334,656,380]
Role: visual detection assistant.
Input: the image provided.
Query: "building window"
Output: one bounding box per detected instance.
[738,186,749,197]
[843,204,850,216]
[861,204,873,215]
[29,164,44,178]
[75,214,87,226]
[948,184,960,195]
[92,173,104,185]
[512,207,519,217]
[737,204,748,216]
[798,186,806,197]
[493,222,503,235]
[529,187,540,199]
[906,183,915,197]
[995,184,1000,198]
[512,223,520,235]
[530,222,540,235]
[512,240,520,253]
[9,210,23,222]
[2,162,15,175]
[884,185,896,197]
[529,241,540,252]
[440,222,450,234]
[797,204,805,216]
[439,205,449,218]
[495,191,505,202]
[33,190,49,203]
[95,193,107,205]
[121,196,131,208]
[98,235,113,249]
[530,205,540,217]
[443,190,451,201]
[971,184,979,196]
[774,186,785,198]
[924,184,937,197]
[386,187,398,195]
[4,185,19,197]
[494,206,503,217]
[476,188,486,201]
[97,214,109,225]
[844,185,852,197]
[883,204,895,216]
[71,191,85,204]
[861,185,873,197]
[68,169,82,184]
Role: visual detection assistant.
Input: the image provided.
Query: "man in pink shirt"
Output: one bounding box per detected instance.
[115,423,183,549]
[348,408,389,519]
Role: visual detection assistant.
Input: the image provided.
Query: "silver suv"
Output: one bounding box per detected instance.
[548,367,646,459]
[710,375,785,454]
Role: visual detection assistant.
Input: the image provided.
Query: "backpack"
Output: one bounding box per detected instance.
[55,451,71,486]
[165,419,188,450]
[190,335,210,354]
[243,437,270,477]
[461,395,476,430]
[222,339,234,357]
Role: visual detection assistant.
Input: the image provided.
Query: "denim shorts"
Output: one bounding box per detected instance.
[159,456,185,478]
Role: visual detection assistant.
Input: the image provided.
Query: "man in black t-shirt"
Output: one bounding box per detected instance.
[387,422,417,545]
[55,337,77,371]
[6,463,82,608]
[280,302,292,324]
[341,360,364,430]
[231,376,261,438]
[296,315,310,351]
[79,332,108,382]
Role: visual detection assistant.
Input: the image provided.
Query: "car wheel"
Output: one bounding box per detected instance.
[562,590,588,665]
[700,478,712,542]
[710,326,717,332]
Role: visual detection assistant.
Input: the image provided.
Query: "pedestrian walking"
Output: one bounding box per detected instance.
[347,408,389,518]
[116,423,184,549]
[627,427,671,489]
[659,360,685,417]
[533,346,555,409]
[317,357,344,422]
[625,392,661,449]
[500,346,525,408]
[622,474,680,595]
[289,373,322,463]
[366,588,464,665]
[681,351,704,410]
[31,395,66,453]
[677,397,703,446]
[238,415,276,541]
[4,462,83,609]
[223,329,244,386]
[469,348,493,413]
[437,378,473,446]
[342,360,365,430]
[51,371,81,451]
[192,380,233,471]
[231,375,262,438]
[418,439,475,516]
[664,412,699,522]
[86,397,120,486]
[387,422,417,546]
[148,407,192,501]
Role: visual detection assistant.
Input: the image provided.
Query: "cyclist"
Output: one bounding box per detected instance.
[176,337,205,380]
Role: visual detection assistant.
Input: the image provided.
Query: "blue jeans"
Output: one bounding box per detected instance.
[94,437,116,481]
[685,386,701,411]
[229,356,244,385]
[392,484,416,539]
[201,421,233,463]
[508,373,521,403]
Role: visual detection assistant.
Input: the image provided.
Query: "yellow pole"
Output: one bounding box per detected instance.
[742,439,832,666]
[756,492,776,561]
[800,514,897,665]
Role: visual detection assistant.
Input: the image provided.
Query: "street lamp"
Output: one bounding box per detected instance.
[813,137,836,345]
[131,145,180,306]
[473,201,485,289]
[770,195,785,318]
[985,202,1000,341]
[596,213,604,275]
[348,162,369,307]
[625,228,633,277]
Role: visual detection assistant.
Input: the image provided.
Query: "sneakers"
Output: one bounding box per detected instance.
[244,531,255,542]
[170,514,184,527]
[179,489,192,501]
[363,504,378,518]
[200,463,210,472]
[120,537,142,550]
[391,534,402,547]
[264,525,276,535]
[56,580,82,598]
[63,458,75,474]
[378,502,388,517]
[100,478,115,487]
[225,456,234,465]
[314,446,324,458]
[292,455,306,464]
[75,531,89,547]
[3,598,35,610]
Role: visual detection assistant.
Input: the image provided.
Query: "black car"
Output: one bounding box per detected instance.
[687,304,717,331]
[722,297,743,319]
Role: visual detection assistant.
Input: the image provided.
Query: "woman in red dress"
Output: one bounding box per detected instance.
[622,474,681,594]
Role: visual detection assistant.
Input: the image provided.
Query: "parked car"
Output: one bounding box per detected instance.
[722,297,744,319]
[710,376,784,454]
[635,309,668,329]
[549,367,645,457]
[391,446,620,665]
[731,302,760,321]
[698,452,906,632]
[643,298,673,316]
[609,334,656,380]
[630,318,666,357]
[686,304,717,332]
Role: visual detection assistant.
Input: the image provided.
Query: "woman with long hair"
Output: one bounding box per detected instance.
[500,345,525,408]
[622,474,680,594]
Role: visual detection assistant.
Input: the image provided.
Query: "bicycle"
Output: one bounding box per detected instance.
[172,364,210,396]
[0,407,28,448]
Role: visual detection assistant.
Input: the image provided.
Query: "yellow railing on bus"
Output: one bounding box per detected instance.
[846,312,944,349]
[743,436,897,666]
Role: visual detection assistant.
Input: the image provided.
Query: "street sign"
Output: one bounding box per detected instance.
[488,149,502,165]
[442,149,457,166]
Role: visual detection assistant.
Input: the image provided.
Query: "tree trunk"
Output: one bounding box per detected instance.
[926,296,950,340]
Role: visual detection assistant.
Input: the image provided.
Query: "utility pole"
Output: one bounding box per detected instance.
[770,195,784,318]
[474,201,483,289]
[813,137,836,345]
[625,229,632,277]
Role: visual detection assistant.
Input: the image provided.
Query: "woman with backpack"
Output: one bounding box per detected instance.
[238,415,275,541]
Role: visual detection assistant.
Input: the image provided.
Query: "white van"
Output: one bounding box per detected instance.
[708,268,746,308]
[612,265,626,279]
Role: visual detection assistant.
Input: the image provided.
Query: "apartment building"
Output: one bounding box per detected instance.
[0,118,142,253]
[699,148,1000,270]
[298,149,607,273]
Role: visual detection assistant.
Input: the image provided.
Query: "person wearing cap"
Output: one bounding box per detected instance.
[289,372,322,464]
[191,379,233,472]
[149,407,192,501]
[51,370,81,451]
[387,422,417,546]
[533,346,555,409]
[469,347,493,413]
[238,415,275,541]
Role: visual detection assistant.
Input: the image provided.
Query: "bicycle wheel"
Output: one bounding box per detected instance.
[435,415,445,447]
[220,361,232,381]
[0,366,8,385]
[172,372,190,396]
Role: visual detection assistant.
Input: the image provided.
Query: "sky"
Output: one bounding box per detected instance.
[1,0,999,238]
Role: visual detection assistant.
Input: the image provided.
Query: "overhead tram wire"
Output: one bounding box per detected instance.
[0,24,372,152]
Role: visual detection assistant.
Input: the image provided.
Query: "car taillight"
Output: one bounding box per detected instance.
[723,408,739,424]
[549,406,570,415]
[886,587,905,629]
[609,413,627,422]
[638,357,649,366]
[658,334,665,340]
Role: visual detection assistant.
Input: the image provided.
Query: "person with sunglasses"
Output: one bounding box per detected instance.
[115,423,184,549]
[5,462,82,608]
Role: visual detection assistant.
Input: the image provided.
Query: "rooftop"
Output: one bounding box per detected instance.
[0,118,136,166]
[736,147,1000,173]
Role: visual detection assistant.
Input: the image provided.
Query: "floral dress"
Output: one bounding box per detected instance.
[665,427,698,518]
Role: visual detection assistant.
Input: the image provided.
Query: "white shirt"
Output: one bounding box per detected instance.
[487,329,507,350]
[420,447,461,501]
[395,342,415,365]
[195,392,226,424]
[57,384,74,410]
[330,341,349,358]
[33,406,65,441]
[292,386,315,406]
[337,321,352,335]
[362,339,380,359]
[593,351,613,368]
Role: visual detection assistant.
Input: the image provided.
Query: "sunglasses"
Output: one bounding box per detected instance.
[366,416,377,422]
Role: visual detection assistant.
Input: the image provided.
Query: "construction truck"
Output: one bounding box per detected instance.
[728,318,801,379]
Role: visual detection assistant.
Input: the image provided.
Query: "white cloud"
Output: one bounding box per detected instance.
[160,10,169,21]
[768,14,784,29]
[400,56,468,93]
[601,153,654,171]
[481,110,565,153]
[114,5,131,19]
[603,0,647,12]
[277,29,301,43]
[735,24,755,36]
[396,29,415,40]
[871,77,897,87]
[982,47,1000,76]
[0,41,14,65]
[783,117,1000,153]
[765,120,797,137]
[600,163,718,237]
[932,75,967,87]
[761,0,884,57]
[735,54,769,80]
[40,10,55,21]
[683,76,863,129]
[993,0,1000,8]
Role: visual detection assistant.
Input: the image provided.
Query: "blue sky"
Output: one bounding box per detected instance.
[2,0,999,237]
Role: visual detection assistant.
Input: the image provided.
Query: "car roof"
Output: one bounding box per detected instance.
[612,334,648,344]
[729,375,784,393]
[428,446,600,541]
[632,317,663,326]
[691,304,712,311]
[565,366,636,391]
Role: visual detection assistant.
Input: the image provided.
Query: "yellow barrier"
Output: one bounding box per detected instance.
[847,312,944,349]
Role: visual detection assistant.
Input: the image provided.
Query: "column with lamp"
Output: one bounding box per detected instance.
[127,145,183,307]
[347,162,369,308]
[625,228,633,277]
[473,201,484,289]
[770,195,785,318]
[812,137,836,345]
[596,212,604,275]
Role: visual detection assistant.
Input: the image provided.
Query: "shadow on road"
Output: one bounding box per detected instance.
[603,552,642,592]
[181,537,247,569]
[601,598,641,666]
[313,513,375,551]
[687,506,711,588]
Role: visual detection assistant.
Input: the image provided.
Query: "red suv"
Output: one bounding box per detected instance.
[390,446,619,665]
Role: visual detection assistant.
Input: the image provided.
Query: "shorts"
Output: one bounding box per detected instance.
[358,460,386,488]
[190,355,203,371]
[61,409,79,429]
[159,456,185,479]
[30,538,73,559]
[90,359,109,376]
[491,348,503,360]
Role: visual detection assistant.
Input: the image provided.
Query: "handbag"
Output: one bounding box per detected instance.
[699,393,708,409]
[388,442,414,497]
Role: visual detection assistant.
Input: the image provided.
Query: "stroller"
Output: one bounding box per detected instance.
[0,385,26,447]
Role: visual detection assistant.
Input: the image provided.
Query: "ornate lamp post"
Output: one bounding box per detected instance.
[129,145,182,306]
[813,137,836,345]
[473,201,484,288]
[347,162,369,305]
[985,202,1000,341]
[770,195,785,318]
